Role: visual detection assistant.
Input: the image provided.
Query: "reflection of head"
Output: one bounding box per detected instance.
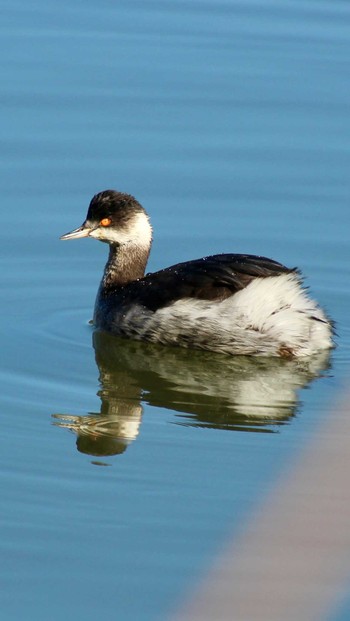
[52,405,143,458]
[76,434,128,456]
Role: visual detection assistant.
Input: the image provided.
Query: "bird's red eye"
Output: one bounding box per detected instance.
[100,218,111,227]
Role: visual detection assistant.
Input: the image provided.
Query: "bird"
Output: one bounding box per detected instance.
[60,190,333,357]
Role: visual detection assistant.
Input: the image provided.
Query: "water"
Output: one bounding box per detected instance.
[1,1,350,620]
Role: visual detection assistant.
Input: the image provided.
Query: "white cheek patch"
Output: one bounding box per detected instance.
[129,212,153,248]
[89,212,152,248]
[89,228,107,240]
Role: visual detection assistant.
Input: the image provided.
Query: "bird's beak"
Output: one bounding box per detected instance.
[60,224,92,240]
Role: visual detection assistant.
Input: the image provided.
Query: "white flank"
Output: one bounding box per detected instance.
[118,273,333,357]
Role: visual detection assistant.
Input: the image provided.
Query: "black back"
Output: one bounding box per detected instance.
[105,253,296,313]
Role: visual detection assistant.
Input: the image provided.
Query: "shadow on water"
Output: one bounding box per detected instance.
[53,331,331,458]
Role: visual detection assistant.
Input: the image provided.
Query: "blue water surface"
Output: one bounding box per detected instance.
[1,1,350,620]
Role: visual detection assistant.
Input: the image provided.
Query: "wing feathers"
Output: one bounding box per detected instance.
[114,253,295,312]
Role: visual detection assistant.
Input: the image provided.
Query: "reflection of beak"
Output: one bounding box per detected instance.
[60,224,93,240]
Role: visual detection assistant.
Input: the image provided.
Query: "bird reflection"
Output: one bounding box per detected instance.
[53,331,331,457]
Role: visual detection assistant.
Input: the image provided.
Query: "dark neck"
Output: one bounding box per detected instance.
[102,242,150,288]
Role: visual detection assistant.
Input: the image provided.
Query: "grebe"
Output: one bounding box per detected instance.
[61,190,333,357]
